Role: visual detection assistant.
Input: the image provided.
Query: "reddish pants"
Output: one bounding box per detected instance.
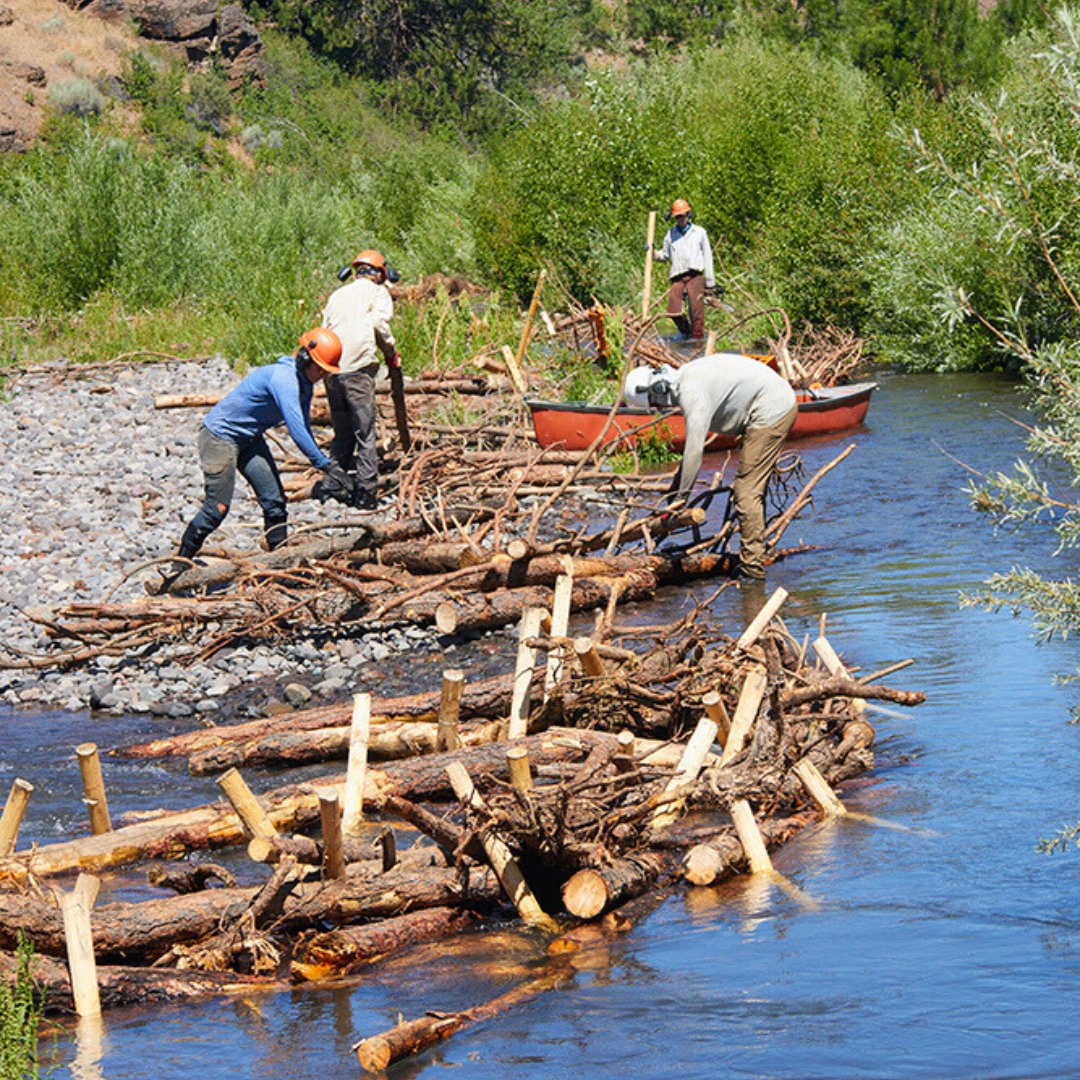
[666,271,706,339]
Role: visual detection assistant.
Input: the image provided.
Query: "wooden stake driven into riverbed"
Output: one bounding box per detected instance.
[0,779,32,857]
[76,743,111,835]
[342,693,370,835]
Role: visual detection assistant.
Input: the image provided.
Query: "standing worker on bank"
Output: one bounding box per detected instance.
[176,328,348,559]
[624,354,797,579]
[322,249,400,510]
[650,198,717,341]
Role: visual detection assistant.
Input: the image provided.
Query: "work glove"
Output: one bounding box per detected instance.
[314,462,353,505]
[387,351,402,370]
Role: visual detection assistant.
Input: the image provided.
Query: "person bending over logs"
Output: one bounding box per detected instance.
[624,354,797,580]
[176,327,350,560]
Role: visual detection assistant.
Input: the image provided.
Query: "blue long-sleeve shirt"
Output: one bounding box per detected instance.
[203,356,329,469]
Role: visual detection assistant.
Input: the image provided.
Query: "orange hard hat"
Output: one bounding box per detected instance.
[298,326,342,373]
[670,198,691,216]
[351,249,386,273]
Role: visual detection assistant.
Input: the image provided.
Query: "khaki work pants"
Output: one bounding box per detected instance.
[731,405,798,576]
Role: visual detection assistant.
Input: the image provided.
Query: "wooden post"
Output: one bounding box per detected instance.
[794,759,848,818]
[736,587,789,652]
[652,717,719,829]
[378,827,397,873]
[704,329,717,356]
[614,730,636,775]
[445,762,555,931]
[813,635,867,715]
[76,744,111,835]
[720,668,768,766]
[506,747,532,794]
[217,767,277,841]
[573,636,607,679]
[59,885,100,1018]
[702,690,731,745]
[513,268,547,388]
[0,778,33,857]
[499,345,528,400]
[544,561,574,698]
[730,799,772,874]
[73,872,101,909]
[508,606,544,740]
[437,669,465,752]
[342,692,371,836]
[319,789,346,880]
[642,211,657,317]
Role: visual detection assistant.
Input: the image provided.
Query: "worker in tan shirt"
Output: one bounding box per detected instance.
[321,249,399,510]
[625,355,797,579]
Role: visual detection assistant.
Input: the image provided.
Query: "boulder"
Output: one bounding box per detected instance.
[126,0,217,41]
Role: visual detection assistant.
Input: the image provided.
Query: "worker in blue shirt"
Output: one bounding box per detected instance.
[177,327,351,559]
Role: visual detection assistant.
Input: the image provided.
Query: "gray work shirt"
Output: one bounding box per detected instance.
[672,353,797,494]
[654,223,716,288]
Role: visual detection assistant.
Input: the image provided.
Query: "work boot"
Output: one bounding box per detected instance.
[352,488,378,511]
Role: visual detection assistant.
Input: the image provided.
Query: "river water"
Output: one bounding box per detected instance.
[7,371,1080,1078]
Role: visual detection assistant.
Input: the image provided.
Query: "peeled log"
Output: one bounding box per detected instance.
[680,811,819,886]
[561,852,671,919]
[0,949,275,1014]
[188,717,504,776]
[291,907,473,982]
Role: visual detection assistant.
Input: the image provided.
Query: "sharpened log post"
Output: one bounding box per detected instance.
[342,693,371,836]
[573,636,607,679]
[544,562,574,699]
[702,690,731,745]
[506,746,532,794]
[512,267,546,390]
[508,607,544,740]
[720,669,768,766]
[652,717,719,830]
[736,587,790,652]
[500,344,528,400]
[730,799,772,874]
[437,669,465,752]
[794,759,848,818]
[74,872,101,909]
[319,789,345,880]
[76,744,111,835]
[0,778,33,856]
[506,538,531,561]
[642,210,656,317]
[59,884,100,1018]
[614,730,636,775]
[813,635,867,716]
[378,827,397,873]
[217,767,277,842]
[445,761,556,931]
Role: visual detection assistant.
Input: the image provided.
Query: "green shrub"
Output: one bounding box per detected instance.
[472,36,908,326]
[0,933,45,1079]
[48,77,105,117]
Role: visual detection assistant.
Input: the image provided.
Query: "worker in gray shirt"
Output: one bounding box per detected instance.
[625,355,797,579]
[651,198,716,340]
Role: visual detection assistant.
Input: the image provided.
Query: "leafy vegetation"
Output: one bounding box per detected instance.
[0,933,45,1080]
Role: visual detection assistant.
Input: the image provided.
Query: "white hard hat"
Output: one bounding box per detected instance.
[624,365,656,408]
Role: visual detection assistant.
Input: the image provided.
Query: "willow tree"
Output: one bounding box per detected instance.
[916,10,1079,848]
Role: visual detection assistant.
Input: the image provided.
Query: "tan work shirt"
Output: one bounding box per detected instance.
[322,277,396,374]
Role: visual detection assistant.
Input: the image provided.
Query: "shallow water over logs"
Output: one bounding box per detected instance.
[6,371,1079,1078]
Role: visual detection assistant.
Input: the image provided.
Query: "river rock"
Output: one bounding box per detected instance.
[284,683,312,707]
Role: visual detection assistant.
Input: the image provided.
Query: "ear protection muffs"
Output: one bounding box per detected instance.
[647,377,675,409]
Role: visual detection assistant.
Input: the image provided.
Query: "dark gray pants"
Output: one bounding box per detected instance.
[326,367,378,496]
[179,427,287,556]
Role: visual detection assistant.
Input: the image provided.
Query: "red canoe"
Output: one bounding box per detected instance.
[527,382,876,452]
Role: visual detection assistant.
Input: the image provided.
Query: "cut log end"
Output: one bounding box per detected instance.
[435,602,458,635]
[561,869,607,920]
